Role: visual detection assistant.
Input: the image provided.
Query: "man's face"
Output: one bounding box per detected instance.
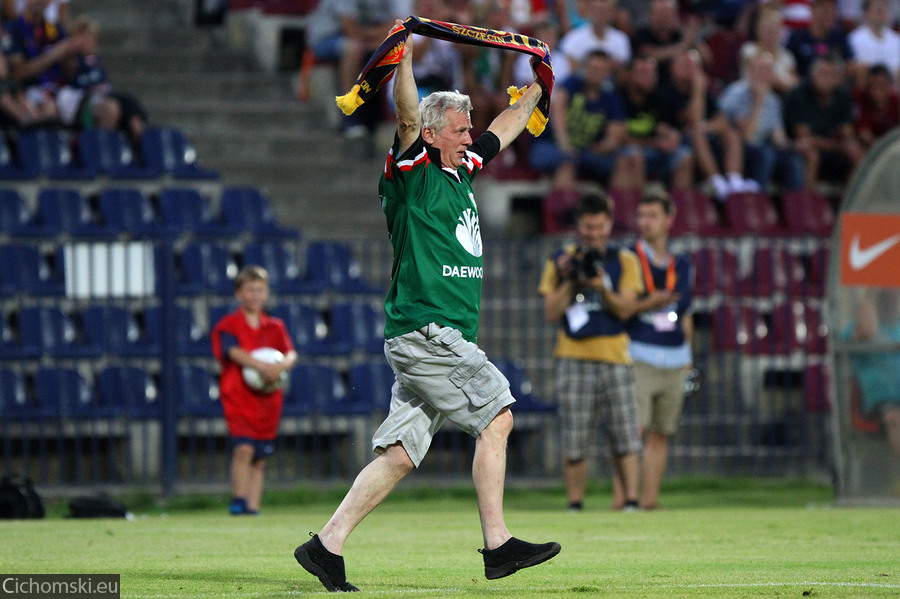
[636,201,672,242]
[629,59,658,93]
[583,54,612,88]
[576,212,612,249]
[811,61,841,94]
[424,109,473,170]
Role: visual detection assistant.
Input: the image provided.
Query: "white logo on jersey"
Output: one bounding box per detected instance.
[456,207,482,257]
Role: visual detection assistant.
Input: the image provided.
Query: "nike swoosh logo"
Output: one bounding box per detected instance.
[849,233,900,270]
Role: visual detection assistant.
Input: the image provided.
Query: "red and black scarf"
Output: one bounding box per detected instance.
[335,15,554,136]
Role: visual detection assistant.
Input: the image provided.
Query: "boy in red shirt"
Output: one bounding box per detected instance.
[211,265,297,515]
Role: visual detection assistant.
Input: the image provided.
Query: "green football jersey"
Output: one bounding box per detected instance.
[378,132,500,343]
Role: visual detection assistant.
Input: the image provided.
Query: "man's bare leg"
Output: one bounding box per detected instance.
[473,408,514,550]
[318,443,415,555]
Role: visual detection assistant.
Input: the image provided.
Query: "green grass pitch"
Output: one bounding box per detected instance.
[3,478,898,598]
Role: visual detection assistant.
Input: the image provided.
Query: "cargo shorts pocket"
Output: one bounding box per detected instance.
[448,351,509,408]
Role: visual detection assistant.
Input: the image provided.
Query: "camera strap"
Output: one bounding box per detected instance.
[636,240,675,293]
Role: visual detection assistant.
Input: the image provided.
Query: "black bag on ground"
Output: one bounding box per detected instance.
[68,493,130,519]
[0,475,45,519]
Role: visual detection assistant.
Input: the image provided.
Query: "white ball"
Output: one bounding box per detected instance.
[242,347,288,393]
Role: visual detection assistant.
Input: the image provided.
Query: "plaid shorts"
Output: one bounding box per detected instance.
[555,358,642,460]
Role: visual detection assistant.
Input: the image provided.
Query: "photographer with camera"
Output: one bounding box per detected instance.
[538,193,673,511]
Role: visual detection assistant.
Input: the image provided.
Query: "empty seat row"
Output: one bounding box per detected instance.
[692,245,829,299]
[544,188,835,238]
[710,301,829,355]
[0,240,380,297]
[0,300,386,359]
[0,357,549,421]
[0,185,296,240]
[0,127,218,181]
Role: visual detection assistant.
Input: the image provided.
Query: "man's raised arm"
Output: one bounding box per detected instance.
[393,23,420,155]
[487,83,544,151]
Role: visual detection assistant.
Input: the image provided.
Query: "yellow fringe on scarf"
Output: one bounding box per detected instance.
[507,85,548,137]
[335,84,364,116]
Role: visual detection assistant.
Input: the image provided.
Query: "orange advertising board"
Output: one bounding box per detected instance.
[840,212,900,287]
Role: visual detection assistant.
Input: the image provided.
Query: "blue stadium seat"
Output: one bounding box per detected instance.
[329,301,385,354]
[97,187,174,237]
[17,127,96,180]
[0,368,30,419]
[269,303,333,355]
[220,186,297,238]
[34,366,94,418]
[17,306,99,358]
[140,127,220,180]
[348,360,394,411]
[0,244,65,296]
[157,187,232,236]
[175,364,221,416]
[242,241,311,293]
[492,358,554,412]
[33,187,113,237]
[144,305,209,355]
[0,133,35,179]
[283,364,356,415]
[304,241,381,294]
[78,128,160,179]
[96,366,160,418]
[0,189,42,235]
[81,305,153,357]
[175,241,238,295]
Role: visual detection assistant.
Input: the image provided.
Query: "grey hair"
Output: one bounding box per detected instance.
[419,90,472,133]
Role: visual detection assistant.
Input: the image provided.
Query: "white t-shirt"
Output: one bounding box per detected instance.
[849,24,900,76]
[559,23,632,67]
[15,0,69,23]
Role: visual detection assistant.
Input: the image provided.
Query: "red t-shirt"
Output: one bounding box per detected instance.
[211,309,294,439]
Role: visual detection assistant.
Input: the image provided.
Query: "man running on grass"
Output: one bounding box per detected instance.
[294,21,561,593]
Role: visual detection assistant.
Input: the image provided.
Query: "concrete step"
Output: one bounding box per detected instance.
[102,47,255,75]
[114,72,299,104]
[144,100,318,135]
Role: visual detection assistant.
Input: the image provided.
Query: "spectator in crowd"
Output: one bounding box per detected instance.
[1,0,92,124]
[846,288,900,457]
[304,0,403,138]
[852,63,899,150]
[460,0,517,135]
[631,0,709,81]
[513,19,570,88]
[558,0,632,75]
[660,48,758,200]
[2,0,69,26]
[0,43,47,127]
[528,49,633,191]
[211,265,298,516]
[619,56,695,191]
[848,0,900,86]
[784,55,863,188]
[785,0,854,79]
[624,191,692,510]
[539,193,671,511]
[740,6,799,95]
[408,0,464,100]
[57,15,148,142]
[720,51,806,191]
[295,30,560,592]
[554,0,589,34]
[769,0,813,30]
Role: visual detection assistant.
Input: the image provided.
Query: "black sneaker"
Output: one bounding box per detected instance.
[479,537,561,580]
[294,534,360,592]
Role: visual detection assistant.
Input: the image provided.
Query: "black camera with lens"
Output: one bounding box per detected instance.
[570,247,606,280]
